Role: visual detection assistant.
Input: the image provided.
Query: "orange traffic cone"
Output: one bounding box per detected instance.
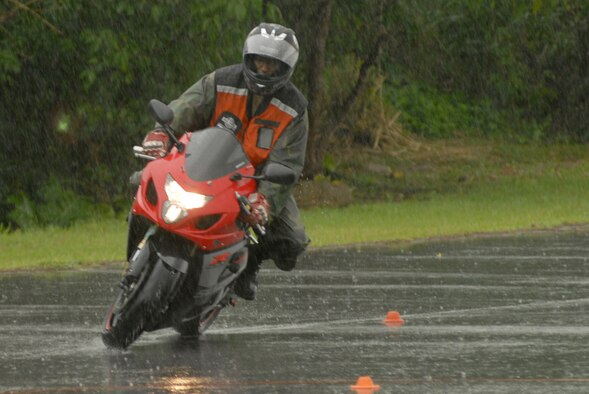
[350,375,381,392]
[383,310,405,326]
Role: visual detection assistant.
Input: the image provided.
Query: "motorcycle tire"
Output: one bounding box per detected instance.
[174,306,223,337]
[101,258,184,349]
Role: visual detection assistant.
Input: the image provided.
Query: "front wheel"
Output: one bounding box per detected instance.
[101,264,152,349]
[102,258,184,349]
[174,306,223,337]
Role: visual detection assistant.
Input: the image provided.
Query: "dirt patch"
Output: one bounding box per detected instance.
[294,179,354,208]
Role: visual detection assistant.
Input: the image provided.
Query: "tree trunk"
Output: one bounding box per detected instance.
[273,0,334,178]
[302,0,333,178]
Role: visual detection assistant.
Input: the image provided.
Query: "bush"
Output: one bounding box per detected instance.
[7,177,114,230]
[386,80,509,138]
[7,193,38,230]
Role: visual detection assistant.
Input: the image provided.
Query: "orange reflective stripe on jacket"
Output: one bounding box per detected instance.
[209,66,302,168]
[210,86,297,167]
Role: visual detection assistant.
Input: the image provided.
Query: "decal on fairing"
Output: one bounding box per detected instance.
[210,252,231,265]
[199,241,248,288]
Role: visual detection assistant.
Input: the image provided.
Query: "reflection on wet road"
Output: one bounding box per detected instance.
[2,230,589,393]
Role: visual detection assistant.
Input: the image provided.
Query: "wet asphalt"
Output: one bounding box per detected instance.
[2,229,589,393]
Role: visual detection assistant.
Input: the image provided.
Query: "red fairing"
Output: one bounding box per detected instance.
[102,116,270,350]
[132,132,257,251]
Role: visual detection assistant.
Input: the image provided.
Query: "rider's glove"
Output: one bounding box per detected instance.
[142,129,170,158]
[241,192,270,227]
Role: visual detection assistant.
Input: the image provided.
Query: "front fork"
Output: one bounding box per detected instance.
[120,225,157,290]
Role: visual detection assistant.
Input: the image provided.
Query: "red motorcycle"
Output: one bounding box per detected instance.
[101,99,295,349]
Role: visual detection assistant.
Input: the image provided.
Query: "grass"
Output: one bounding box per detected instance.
[305,172,589,246]
[2,138,589,270]
[0,220,127,271]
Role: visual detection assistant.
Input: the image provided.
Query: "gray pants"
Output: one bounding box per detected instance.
[253,195,310,271]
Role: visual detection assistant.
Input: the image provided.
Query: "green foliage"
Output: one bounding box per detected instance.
[0,0,267,227]
[322,153,337,174]
[387,81,505,138]
[1,0,589,228]
[7,193,38,230]
[35,177,102,228]
[0,48,20,81]
[7,177,114,230]
[382,1,589,140]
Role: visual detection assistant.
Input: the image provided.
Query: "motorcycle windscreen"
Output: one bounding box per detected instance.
[184,127,249,181]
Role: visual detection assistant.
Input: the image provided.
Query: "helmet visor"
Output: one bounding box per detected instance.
[243,35,298,68]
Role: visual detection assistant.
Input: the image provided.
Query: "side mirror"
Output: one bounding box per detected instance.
[262,163,297,185]
[149,99,174,125]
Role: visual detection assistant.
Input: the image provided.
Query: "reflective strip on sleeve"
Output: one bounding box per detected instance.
[270,98,298,118]
[217,85,248,96]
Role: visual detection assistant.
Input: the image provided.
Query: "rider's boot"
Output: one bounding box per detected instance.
[233,255,261,301]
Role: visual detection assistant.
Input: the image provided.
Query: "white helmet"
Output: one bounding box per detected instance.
[242,23,299,95]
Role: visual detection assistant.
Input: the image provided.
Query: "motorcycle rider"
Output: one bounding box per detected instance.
[141,23,310,301]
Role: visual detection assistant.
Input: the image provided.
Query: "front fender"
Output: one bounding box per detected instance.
[138,258,185,331]
[157,252,189,274]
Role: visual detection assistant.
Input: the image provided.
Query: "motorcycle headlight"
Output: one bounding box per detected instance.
[162,174,211,223]
[162,201,187,224]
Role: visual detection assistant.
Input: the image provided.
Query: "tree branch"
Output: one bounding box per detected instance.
[4,0,63,35]
[336,28,388,118]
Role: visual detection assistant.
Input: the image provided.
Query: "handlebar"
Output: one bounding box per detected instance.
[133,146,157,161]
